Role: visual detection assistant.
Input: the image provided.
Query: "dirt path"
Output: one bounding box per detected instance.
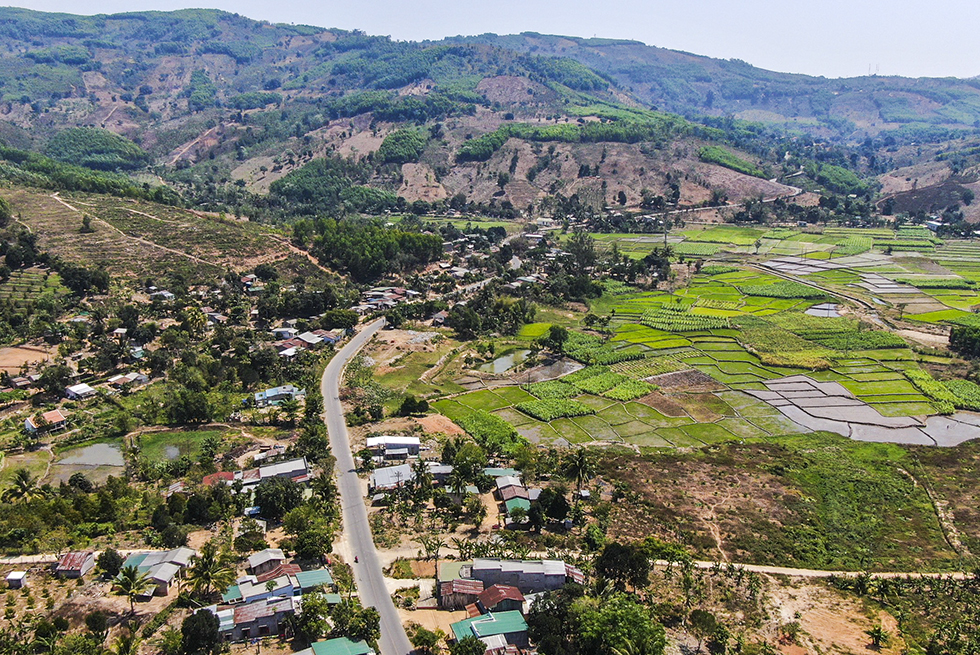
[663,559,971,579]
[50,193,218,269]
[168,124,221,166]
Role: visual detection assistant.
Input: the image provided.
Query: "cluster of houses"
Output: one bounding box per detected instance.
[270,325,345,358]
[6,546,199,598]
[351,286,421,315]
[495,476,540,527]
[438,558,585,653]
[203,547,340,642]
[202,456,311,493]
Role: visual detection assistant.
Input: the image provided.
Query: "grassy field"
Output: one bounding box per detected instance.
[135,429,227,462]
[598,432,962,571]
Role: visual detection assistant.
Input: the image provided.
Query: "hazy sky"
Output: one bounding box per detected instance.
[10,0,980,79]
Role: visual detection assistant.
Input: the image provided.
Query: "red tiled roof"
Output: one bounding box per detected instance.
[41,410,66,424]
[440,578,483,596]
[477,584,525,609]
[256,563,301,584]
[56,551,93,572]
[202,472,234,487]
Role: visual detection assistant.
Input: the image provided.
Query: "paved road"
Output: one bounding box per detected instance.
[321,318,413,655]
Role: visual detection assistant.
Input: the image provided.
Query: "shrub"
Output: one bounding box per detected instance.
[698,146,765,178]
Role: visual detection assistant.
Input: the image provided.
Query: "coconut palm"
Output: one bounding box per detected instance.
[563,448,595,495]
[2,469,43,503]
[187,540,236,599]
[113,565,153,614]
[417,535,446,585]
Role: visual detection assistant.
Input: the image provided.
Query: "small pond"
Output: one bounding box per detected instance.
[59,442,125,467]
[479,349,531,374]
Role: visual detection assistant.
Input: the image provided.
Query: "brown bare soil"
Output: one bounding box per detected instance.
[0,344,55,374]
[416,414,464,436]
[637,392,689,417]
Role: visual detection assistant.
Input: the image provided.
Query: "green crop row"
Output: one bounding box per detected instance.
[640,306,730,331]
[515,399,595,422]
[523,380,580,400]
[737,282,825,299]
[894,278,975,290]
[904,370,957,413]
[943,379,980,411]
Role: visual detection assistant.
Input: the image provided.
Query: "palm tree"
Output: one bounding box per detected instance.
[113,565,153,614]
[417,535,446,585]
[187,540,236,599]
[866,626,889,649]
[279,398,300,426]
[448,468,468,500]
[2,469,43,503]
[563,448,595,495]
[111,630,142,655]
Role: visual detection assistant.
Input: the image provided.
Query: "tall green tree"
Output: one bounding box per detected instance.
[187,541,235,599]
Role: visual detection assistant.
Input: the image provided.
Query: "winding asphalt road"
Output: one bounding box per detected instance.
[321,318,413,655]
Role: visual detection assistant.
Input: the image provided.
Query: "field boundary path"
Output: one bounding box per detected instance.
[660,559,970,579]
[321,318,413,655]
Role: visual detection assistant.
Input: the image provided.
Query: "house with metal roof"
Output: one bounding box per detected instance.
[248,548,286,575]
[65,382,97,400]
[206,596,296,642]
[121,547,196,596]
[450,611,529,648]
[475,585,525,614]
[467,558,582,594]
[365,435,420,459]
[439,578,484,610]
[253,385,305,408]
[298,637,376,655]
[55,551,95,578]
[295,568,334,592]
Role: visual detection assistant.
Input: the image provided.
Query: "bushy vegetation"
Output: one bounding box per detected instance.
[699,265,739,275]
[0,144,180,204]
[230,91,282,109]
[309,217,443,283]
[456,409,526,455]
[905,369,957,413]
[376,129,428,164]
[516,399,595,421]
[805,161,868,195]
[602,379,656,401]
[187,69,217,111]
[698,145,764,177]
[524,380,580,399]
[270,155,397,215]
[943,379,980,411]
[44,128,148,171]
[572,372,628,395]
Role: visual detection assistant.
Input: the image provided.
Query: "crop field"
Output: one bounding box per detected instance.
[6,188,303,282]
[0,268,69,307]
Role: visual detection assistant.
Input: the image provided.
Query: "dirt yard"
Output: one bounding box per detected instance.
[0,344,55,375]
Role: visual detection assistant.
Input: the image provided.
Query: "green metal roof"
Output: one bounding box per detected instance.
[451,611,528,642]
[484,467,518,477]
[311,637,375,655]
[505,497,531,512]
[221,584,241,603]
[439,560,467,582]
[296,568,334,589]
[122,553,148,569]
